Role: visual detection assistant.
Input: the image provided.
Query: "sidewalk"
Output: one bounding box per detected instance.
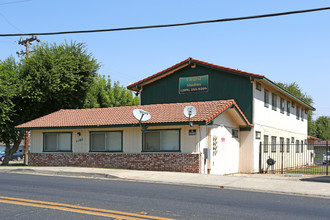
[0,165,329,198]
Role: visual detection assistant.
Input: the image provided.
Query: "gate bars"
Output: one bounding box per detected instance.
[259,141,329,175]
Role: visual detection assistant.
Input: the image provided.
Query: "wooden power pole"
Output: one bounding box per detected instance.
[17,35,40,165]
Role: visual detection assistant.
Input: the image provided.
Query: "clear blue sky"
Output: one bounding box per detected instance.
[0,0,329,119]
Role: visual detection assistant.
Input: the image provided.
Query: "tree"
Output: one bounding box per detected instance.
[0,42,100,165]
[84,74,139,108]
[19,41,100,120]
[315,116,330,140]
[277,82,315,136]
[0,57,25,164]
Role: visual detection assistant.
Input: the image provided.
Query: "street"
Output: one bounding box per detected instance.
[0,173,329,220]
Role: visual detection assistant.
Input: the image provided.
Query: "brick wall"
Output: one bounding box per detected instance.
[29,153,201,173]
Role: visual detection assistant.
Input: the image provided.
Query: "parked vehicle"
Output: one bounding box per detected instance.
[323,151,330,165]
[12,152,24,160]
[0,151,5,161]
[0,151,23,161]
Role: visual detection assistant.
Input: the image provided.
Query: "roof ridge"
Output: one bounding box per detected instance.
[127,57,265,91]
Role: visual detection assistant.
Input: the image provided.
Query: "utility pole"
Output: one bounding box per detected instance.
[17,35,40,57]
[17,35,40,165]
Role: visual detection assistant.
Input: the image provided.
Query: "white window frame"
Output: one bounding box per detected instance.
[272,93,277,111]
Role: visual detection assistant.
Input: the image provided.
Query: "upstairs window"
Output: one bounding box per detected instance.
[256,82,261,91]
[280,98,285,114]
[287,101,291,116]
[264,90,269,107]
[44,132,72,152]
[296,107,300,120]
[301,108,304,121]
[272,93,277,111]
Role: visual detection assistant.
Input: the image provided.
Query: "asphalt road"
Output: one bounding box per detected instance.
[0,173,329,220]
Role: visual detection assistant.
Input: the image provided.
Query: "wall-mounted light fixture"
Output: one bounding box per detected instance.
[77,132,81,136]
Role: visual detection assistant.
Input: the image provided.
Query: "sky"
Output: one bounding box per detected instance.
[0,0,329,119]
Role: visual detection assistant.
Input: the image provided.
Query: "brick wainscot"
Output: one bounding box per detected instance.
[29,153,201,173]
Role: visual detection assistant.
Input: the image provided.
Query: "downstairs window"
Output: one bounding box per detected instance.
[43,132,72,152]
[143,129,180,152]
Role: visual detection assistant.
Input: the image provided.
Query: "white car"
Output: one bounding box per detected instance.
[323,151,330,165]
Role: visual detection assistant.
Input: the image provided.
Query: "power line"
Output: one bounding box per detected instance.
[0,12,23,32]
[0,6,329,37]
[0,0,31,6]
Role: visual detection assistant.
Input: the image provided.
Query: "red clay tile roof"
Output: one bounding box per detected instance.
[308,136,321,140]
[15,100,250,129]
[127,57,264,91]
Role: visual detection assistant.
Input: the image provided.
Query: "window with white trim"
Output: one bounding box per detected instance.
[44,132,72,152]
[143,129,180,152]
[286,138,290,152]
[90,131,122,152]
[280,98,285,114]
[296,140,300,153]
[280,137,284,152]
[256,82,261,91]
[272,93,277,111]
[263,135,269,152]
[296,107,300,120]
[264,89,269,107]
[271,136,277,152]
[287,101,290,116]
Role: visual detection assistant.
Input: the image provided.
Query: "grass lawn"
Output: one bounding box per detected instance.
[287,165,329,175]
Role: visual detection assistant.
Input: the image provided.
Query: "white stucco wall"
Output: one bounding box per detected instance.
[201,110,241,175]
[250,80,309,172]
[30,125,201,154]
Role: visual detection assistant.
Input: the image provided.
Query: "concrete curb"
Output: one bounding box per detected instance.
[0,169,120,179]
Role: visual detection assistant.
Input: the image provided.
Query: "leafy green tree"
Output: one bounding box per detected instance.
[315,116,330,140]
[19,42,100,120]
[84,74,139,108]
[0,42,100,165]
[277,82,316,136]
[0,57,25,164]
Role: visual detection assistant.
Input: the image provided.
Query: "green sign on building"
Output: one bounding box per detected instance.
[179,75,208,94]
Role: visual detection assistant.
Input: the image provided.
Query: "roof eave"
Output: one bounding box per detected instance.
[15,121,208,131]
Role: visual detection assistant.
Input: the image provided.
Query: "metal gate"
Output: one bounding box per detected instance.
[259,141,329,175]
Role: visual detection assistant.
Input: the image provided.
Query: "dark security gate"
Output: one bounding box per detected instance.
[259,141,330,175]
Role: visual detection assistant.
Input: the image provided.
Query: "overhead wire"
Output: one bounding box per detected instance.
[0,6,329,37]
[0,0,31,6]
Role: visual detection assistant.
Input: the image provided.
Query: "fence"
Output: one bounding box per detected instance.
[259,141,329,175]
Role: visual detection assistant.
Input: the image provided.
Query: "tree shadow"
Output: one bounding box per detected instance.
[300,176,330,183]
